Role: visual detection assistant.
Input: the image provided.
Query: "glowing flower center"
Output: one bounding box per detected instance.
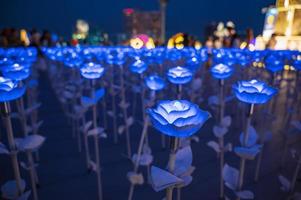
[215,64,230,73]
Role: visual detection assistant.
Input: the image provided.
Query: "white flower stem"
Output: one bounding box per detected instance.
[237,104,254,200]
[219,79,225,199]
[18,82,40,185]
[177,84,182,99]
[177,187,181,200]
[76,118,82,153]
[254,143,264,182]
[110,65,118,144]
[140,74,146,121]
[101,80,107,130]
[92,80,103,200]
[166,137,179,200]
[2,102,23,195]
[26,150,38,200]
[120,65,132,157]
[82,115,91,170]
[28,86,40,161]
[290,156,301,193]
[128,118,149,200]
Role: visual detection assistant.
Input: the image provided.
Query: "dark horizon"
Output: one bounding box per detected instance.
[0,0,275,40]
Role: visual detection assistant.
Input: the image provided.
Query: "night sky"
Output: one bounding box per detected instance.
[0,0,275,40]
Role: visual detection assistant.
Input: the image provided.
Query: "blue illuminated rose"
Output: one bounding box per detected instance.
[265,55,284,73]
[293,59,301,70]
[210,63,234,79]
[147,100,211,137]
[80,62,105,79]
[2,63,30,81]
[232,79,277,104]
[129,59,148,74]
[0,77,26,102]
[144,75,166,91]
[167,66,193,85]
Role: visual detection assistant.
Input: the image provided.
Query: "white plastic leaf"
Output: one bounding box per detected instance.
[127,172,144,185]
[33,120,43,131]
[174,146,193,177]
[18,135,46,151]
[239,126,258,147]
[112,84,121,90]
[119,101,129,109]
[25,103,41,115]
[278,175,291,192]
[234,145,262,160]
[89,160,97,173]
[87,127,104,137]
[126,116,134,127]
[63,90,73,99]
[81,96,95,107]
[74,105,86,115]
[235,190,254,199]
[223,164,239,190]
[192,78,202,91]
[0,143,9,154]
[208,95,219,106]
[1,179,26,199]
[180,166,195,178]
[213,125,228,138]
[107,111,114,117]
[132,154,153,166]
[20,162,29,170]
[221,116,232,127]
[207,141,220,153]
[191,136,199,143]
[95,88,105,102]
[17,190,31,200]
[224,143,232,152]
[118,125,125,135]
[151,166,183,192]
[177,175,193,188]
[82,121,93,133]
[143,144,152,155]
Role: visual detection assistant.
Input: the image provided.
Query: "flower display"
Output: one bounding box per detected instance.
[210,63,234,79]
[265,55,284,73]
[129,59,148,74]
[167,66,193,85]
[0,77,26,102]
[293,59,301,70]
[144,75,166,91]
[2,63,30,81]
[80,62,105,79]
[147,100,211,137]
[232,79,277,104]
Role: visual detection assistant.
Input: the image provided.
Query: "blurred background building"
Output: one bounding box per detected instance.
[123,8,161,45]
[256,0,301,50]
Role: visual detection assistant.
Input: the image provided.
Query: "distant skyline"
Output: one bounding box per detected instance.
[0,0,275,40]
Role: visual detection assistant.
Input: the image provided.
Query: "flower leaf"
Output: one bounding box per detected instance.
[235,190,254,199]
[223,164,239,190]
[207,141,221,153]
[150,166,183,192]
